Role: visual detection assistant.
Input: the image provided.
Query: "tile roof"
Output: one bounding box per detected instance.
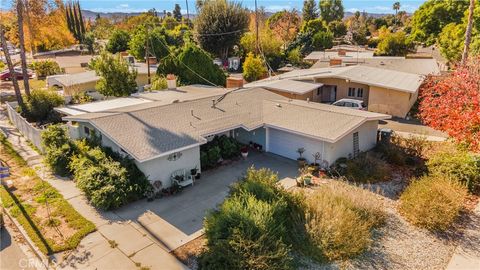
[65,88,390,162]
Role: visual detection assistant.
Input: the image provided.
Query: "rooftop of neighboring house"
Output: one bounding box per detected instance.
[63,88,390,162]
[50,63,158,87]
[244,65,424,94]
[54,55,94,68]
[311,57,441,76]
[56,85,229,116]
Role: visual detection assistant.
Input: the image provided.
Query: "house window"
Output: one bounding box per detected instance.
[353,132,359,158]
[84,126,90,136]
[348,87,355,97]
[357,88,364,98]
[317,88,321,95]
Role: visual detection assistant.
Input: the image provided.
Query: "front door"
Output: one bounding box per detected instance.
[330,86,337,102]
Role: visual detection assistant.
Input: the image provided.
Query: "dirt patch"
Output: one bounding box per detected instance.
[172,235,206,270]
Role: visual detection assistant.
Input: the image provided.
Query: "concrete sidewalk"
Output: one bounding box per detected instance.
[446,203,480,270]
[0,109,188,270]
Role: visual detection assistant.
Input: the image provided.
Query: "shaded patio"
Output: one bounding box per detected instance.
[112,151,298,251]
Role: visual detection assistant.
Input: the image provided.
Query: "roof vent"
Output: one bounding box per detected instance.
[276,103,282,108]
[172,99,179,103]
[307,98,310,103]
[380,61,385,65]
[212,99,216,108]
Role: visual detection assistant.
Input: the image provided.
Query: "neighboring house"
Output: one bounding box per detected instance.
[62,88,390,188]
[33,47,87,59]
[54,55,93,74]
[244,66,424,118]
[47,63,158,97]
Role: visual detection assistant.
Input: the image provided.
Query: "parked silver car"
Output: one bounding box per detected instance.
[332,99,366,110]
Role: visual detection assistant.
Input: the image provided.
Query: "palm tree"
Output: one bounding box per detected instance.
[16,0,31,96]
[461,0,475,66]
[0,25,24,106]
[393,2,401,27]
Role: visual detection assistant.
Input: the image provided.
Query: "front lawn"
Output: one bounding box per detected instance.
[0,135,95,255]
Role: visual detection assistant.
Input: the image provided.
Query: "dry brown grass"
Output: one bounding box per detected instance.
[303,181,386,261]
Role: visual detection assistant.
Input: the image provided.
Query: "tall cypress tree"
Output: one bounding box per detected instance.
[77,1,86,38]
[72,3,82,41]
[65,5,73,33]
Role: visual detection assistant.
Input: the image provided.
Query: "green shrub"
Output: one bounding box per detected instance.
[333,152,390,183]
[41,125,77,176]
[200,136,242,170]
[427,150,480,193]
[31,60,61,78]
[399,176,467,231]
[20,89,64,124]
[150,75,168,90]
[304,182,386,261]
[200,168,304,269]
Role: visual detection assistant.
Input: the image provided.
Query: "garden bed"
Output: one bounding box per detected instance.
[0,135,95,255]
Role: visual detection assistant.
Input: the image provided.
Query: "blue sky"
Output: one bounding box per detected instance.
[64,1,424,14]
[0,0,424,13]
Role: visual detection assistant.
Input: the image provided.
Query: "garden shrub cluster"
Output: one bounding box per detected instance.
[200,135,241,170]
[19,89,64,124]
[427,149,480,193]
[200,168,385,268]
[199,168,305,270]
[399,176,467,231]
[41,125,151,210]
[332,153,390,183]
[30,60,61,78]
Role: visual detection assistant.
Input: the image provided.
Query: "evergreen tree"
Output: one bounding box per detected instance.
[302,0,318,22]
[66,6,73,33]
[73,3,82,41]
[319,0,344,23]
[77,1,86,38]
[173,4,182,21]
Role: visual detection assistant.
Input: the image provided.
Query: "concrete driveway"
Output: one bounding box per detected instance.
[112,152,298,251]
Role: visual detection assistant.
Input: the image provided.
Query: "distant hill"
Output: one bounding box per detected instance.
[82,9,399,21]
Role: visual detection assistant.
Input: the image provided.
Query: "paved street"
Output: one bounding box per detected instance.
[1,218,41,270]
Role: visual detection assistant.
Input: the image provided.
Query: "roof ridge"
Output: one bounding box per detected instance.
[268,99,367,119]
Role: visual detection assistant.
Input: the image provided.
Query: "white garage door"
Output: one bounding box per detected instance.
[267,128,325,162]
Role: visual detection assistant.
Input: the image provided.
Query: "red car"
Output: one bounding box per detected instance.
[0,67,33,81]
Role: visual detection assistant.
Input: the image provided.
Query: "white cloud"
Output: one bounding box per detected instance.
[117,4,129,9]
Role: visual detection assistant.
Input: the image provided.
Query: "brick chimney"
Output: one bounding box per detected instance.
[329,59,343,66]
[338,49,346,56]
[226,77,244,88]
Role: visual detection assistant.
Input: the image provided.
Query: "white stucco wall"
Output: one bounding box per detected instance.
[325,120,379,164]
[267,120,379,167]
[135,146,200,188]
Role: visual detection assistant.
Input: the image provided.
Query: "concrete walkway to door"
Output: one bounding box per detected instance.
[112,152,299,252]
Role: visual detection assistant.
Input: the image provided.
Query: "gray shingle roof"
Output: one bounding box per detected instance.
[65,88,390,162]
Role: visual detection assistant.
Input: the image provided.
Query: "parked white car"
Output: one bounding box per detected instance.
[332,99,366,110]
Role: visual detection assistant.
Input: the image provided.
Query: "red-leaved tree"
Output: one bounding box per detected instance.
[419,57,480,152]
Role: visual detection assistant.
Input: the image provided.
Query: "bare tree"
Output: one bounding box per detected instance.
[461,0,475,66]
[16,0,31,96]
[0,24,24,106]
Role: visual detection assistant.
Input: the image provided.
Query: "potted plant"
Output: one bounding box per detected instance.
[241,146,249,158]
[310,152,321,172]
[297,147,307,167]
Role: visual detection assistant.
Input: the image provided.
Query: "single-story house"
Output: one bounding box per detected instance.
[54,55,94,74]
[33,47,87,59]
[47,63,158,96]
[244,65,424,118]
[62,88,390,188]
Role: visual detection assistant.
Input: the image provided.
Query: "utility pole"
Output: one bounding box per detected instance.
[145,27,151,85]
[186,0,190,22]
[255,0,259,55]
